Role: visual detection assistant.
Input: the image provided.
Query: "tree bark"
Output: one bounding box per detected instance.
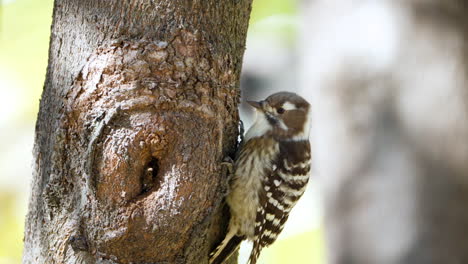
[301,1,468,264]
[23,0,252,263]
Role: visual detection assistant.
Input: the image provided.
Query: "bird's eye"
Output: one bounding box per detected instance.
[277,107,285,114]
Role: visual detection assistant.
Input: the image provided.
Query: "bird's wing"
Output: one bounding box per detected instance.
[248,140,311,264]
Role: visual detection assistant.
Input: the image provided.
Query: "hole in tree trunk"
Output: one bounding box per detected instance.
[141,157,159,195]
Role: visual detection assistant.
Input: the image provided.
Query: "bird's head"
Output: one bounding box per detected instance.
[245,92,310,141]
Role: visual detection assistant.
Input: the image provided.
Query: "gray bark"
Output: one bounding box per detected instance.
[23,0,252,263]
[301,1,468,264]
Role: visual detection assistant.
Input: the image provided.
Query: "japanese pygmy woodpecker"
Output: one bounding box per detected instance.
[210,92,311,264]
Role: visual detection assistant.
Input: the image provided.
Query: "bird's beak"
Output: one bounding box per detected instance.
[247,100,263,110]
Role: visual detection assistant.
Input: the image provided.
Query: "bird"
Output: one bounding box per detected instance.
[209,91,311,264]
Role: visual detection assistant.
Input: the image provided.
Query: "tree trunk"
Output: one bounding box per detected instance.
[23,0,252,263]
[301,1,468,264]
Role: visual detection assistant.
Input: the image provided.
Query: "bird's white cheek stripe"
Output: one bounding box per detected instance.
[282,102,296,111]
[245,112,272,140]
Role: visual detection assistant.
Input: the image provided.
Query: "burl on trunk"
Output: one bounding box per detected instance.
[23,1,252,263]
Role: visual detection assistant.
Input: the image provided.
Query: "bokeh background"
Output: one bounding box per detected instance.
[0,0,323,263]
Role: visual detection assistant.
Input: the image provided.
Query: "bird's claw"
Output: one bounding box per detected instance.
[221,156,234,175]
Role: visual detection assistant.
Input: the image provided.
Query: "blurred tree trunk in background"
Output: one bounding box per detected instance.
[23,0,252,263]
[302,1,468,264]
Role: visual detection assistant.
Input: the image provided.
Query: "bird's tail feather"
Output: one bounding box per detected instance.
[210,228,244,264]
[247,241,262,264]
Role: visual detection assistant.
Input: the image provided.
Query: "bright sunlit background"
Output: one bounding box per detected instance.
[0,0,324,263]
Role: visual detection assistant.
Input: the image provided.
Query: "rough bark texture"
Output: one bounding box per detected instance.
[301,1,468,264]
[23,0,252,263]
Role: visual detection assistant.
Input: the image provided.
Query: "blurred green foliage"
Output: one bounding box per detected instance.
[0,0,322,263]
[0,0,53,123]
[250,0,298,43]
[0,193,24,264]
[250,0,297,24]
[1,1,54,263]
[261,229,324,264]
